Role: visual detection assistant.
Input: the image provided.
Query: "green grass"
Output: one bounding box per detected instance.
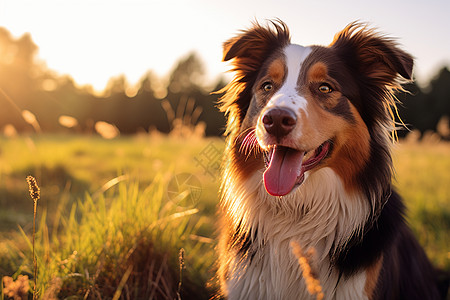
[0,134,225,298]
[13,176,213,299]
[393,141,450,270]
[0,134,223,232]
[0,134,448,298]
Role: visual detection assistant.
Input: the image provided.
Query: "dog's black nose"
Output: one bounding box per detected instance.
[262,108,297,138]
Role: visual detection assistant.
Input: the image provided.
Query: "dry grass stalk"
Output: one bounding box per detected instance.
[112,265,133,300]
[290,241,324,300]
[26,175,40,300]
[177,248,185,299]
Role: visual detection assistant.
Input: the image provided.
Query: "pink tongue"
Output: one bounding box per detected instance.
[263,146,305,196]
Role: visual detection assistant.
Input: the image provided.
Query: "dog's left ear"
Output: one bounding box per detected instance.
[331,23,414,83]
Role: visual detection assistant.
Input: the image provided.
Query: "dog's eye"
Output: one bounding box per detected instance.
[262,82,273,92]
[319,84,332,94]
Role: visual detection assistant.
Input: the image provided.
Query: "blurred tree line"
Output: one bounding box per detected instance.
[0,27,449,138]
[0,28,226,136]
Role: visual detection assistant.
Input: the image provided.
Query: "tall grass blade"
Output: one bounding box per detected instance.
[112,265,133,300]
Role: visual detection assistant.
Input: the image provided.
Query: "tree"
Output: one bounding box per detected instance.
[397,67,450,136]
[428,67,450,122]
[167,52,205,94]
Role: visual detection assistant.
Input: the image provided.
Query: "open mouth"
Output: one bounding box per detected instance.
[263,141,331,196]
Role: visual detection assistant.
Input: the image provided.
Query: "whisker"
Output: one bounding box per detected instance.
[236,127,254,142]
[238,128,263,157]
[249,134,261,155]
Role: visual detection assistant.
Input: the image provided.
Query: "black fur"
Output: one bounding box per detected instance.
[230,221,258,262]
[334,190,444,299]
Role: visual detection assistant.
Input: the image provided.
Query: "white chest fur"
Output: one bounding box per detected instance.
[222,167,371,299]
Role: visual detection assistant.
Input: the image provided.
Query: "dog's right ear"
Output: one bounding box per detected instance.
[223,20,291,72]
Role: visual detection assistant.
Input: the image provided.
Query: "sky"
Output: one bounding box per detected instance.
[0,0,449,92]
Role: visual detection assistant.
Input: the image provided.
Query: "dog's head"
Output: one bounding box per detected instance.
[220,20,413,197]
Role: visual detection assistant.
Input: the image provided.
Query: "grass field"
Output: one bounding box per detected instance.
[0,134,449,298]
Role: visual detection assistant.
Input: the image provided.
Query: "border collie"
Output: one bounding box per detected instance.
[217,20,444,299]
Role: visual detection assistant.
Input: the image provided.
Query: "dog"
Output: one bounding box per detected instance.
[217,20,444,299]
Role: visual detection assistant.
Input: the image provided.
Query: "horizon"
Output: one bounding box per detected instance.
[1,0,449,92]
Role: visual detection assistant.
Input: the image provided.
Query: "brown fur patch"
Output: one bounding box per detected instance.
[268,58,286,84]
[322,91,342,111]
[327,104,371,191]
[294,96,348,151]
[365,256,383,299]
[307,62,328,82]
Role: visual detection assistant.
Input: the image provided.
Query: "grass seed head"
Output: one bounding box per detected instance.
[26,175,40,202]
[291,241,324,300]
[179,248,185,269]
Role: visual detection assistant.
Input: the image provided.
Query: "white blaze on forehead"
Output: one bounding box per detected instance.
[267,44,311,111]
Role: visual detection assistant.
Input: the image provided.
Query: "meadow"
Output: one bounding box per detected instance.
[0,134,449,299]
